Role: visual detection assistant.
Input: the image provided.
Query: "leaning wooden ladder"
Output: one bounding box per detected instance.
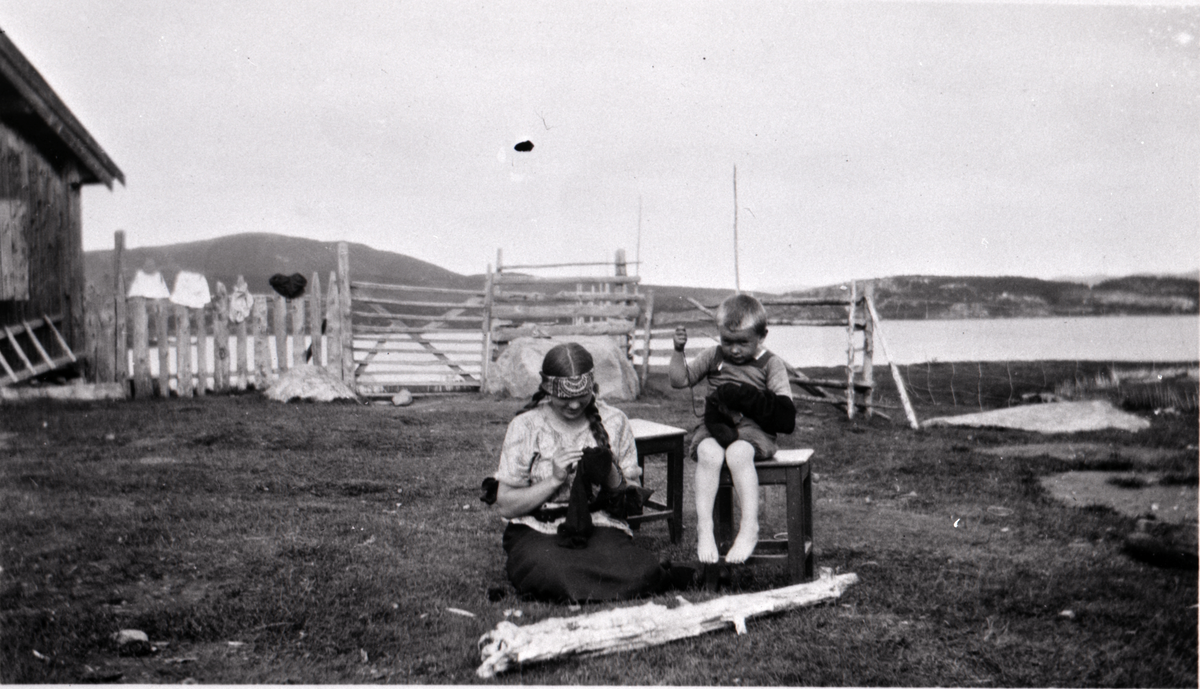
[0,314,77,386]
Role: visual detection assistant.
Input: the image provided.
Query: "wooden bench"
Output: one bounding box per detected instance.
[711,448,815,586]
[626,419,687,544]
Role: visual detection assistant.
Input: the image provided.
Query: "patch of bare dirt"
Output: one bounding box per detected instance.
[977,442,1188,467]
[1040,471,1197,526]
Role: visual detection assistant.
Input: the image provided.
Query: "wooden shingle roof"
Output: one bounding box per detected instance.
[0,28,124,188]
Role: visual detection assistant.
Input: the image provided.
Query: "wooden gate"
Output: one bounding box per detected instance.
[342,247,652,397]
[348,278,488,396]
[482,249,652,391]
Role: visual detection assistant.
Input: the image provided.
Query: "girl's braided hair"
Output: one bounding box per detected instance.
[516,342,610,452]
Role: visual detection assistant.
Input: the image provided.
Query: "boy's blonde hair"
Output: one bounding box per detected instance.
[716,294,768,336]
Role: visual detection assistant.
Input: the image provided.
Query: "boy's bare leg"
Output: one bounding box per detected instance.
[723,440,760,563]
[693,438,725,563]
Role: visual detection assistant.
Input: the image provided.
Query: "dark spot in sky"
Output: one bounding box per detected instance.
[514,141,534,152]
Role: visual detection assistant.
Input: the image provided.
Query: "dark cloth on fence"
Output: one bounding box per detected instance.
[268,273,307,299]
[503,523,667,603]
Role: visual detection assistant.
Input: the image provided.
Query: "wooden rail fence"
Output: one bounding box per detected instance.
[79,235,916,427]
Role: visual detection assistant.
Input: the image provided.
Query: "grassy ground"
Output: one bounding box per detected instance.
[1,361,1196,685]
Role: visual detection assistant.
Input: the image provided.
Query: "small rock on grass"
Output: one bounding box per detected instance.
[112,629,153,656]
[392,389,413,406]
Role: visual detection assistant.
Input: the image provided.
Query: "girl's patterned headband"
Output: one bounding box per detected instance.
[540,371,594,398]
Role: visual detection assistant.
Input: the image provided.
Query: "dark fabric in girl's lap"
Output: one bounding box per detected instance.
[504,524,665,602]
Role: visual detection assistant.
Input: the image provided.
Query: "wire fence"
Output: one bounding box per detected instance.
[892,360,1199,413]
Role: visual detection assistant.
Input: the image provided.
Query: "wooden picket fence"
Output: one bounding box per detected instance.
[84,233,351,398]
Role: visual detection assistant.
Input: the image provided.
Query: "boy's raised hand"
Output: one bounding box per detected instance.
[673,326,688,352]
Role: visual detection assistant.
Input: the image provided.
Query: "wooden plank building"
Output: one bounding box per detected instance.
[0,29,123,382]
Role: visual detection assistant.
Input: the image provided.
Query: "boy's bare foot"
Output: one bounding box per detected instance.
[724,523,759,563]
[697,532,720,563]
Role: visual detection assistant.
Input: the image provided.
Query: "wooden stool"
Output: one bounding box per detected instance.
[710,448,815,586]
[626,419,687,544]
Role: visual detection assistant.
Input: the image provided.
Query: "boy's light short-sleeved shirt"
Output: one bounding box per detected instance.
[683,346,793,399]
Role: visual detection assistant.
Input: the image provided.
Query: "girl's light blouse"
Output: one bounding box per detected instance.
[493,400,642,534]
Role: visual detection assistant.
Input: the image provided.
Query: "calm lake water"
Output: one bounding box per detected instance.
[759,315,1200,367]
[152,315,1197,387]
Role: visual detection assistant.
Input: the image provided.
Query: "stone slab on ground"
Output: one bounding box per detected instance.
[924,400,1150,434]
[485,335,639,401]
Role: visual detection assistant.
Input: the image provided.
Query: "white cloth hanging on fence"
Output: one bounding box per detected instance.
[169,271,212,309]
[126,270,171,300]
[228,283,253,323]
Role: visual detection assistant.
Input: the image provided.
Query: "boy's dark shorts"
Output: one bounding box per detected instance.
[689,420,777,462]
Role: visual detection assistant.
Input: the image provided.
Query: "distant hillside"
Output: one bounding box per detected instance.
[782,274,1199,320]
[84,234,1199,319]
[84,233,738,307]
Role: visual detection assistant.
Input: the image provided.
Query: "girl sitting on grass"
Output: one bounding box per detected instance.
[482,342,686,602]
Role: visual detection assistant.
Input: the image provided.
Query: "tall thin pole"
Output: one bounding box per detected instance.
[636,195,642,277]
[733,165,740,293]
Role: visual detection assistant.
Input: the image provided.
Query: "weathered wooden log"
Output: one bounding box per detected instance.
[476,572,858,678]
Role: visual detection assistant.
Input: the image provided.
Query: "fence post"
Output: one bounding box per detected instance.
[864,295,920,430]
[176,304,192,397]
[291,296,305,368]
[253,296,270,389]
[845,281,857,419]
[195,304,208,396]
[84,286,100,381]
[98,291,116,384]
[479,264,495,394]
[155,300,170,397]
[131,297,151,398]
[862,282,875,416]
[338,243,353,384]
[639,289,655,390]
[325,271,341,374]
[213,282,230,393]
[273,294,287,372]
[235,276,249,390]
[113,230,127,384]
[308,272,322,365]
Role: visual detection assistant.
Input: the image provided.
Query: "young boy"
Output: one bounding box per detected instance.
[669,294,796,564]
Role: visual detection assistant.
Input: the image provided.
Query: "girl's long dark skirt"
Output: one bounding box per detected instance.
[502,523,666,603]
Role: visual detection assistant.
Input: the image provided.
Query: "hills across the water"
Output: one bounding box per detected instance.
[84,233,1199,319]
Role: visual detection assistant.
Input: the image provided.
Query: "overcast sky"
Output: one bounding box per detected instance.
[2,1,1196,291]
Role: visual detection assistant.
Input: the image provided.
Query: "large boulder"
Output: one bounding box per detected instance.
[485,336,639,401]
